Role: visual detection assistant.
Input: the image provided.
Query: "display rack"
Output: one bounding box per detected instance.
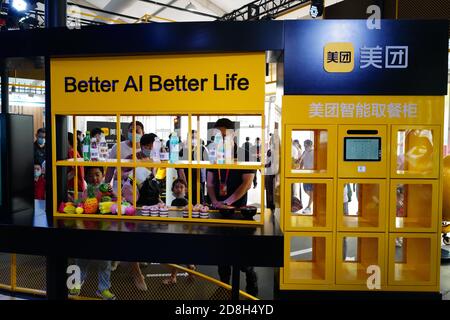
[50,53,267,225]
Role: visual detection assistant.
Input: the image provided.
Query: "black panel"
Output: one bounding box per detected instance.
[284,20,448,95]
[0,115,34,225]
[0,216,284,267]
[347,130,378,135]
[0,21,284,58]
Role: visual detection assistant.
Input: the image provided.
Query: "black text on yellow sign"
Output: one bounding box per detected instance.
[64,73,250,93]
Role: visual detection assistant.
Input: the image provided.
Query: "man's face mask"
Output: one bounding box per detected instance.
[35,169,42,178]
[37,137,45,145]
[142,148,151,158]
[128,132,142,143]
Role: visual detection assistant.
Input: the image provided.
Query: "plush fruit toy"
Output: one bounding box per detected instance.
[101,196,112,202]
[99,183,111,194]
[110,203,118,215]
[58,202,66,213]
[124,206,136,216]
[84,185,99,214]
[63,203,76,214]
[75,207,84,214]
[99,201,115,214]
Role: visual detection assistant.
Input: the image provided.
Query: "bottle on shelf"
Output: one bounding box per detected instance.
[90,137,99,161]
[83,131,91,161]
[152,137,161,162]
[208,136,217,164]
[98,134,108,161]
[169,132,179,163]
[224,131,234,163]
[215,132,225,164]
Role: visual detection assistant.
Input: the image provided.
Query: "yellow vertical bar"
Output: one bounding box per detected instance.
[132,116,136,161]
[188,166,192,218]
[196,115,201,162]
[132,116,136,211]
[117,114,122,216]
[10,254,16,291]
[187,114,194,209]
[133,167,137,211]
[196,116,201,204]
[73,116,78,200]
[260,113,265,225]
[72,116,77,161]
[188,114,192,162]
[396,0,399,19]
[52,115,58,215]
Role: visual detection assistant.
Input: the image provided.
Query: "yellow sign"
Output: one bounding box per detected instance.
[324,42,355,73]
[283,96,444,125]
[51,53,265,114]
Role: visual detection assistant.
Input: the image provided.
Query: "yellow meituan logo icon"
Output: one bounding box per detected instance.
[324,42,355,73]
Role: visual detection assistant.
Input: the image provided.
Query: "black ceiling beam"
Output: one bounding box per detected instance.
[220,0,309,21]
[66,2,141,22]
[138,0,219,19]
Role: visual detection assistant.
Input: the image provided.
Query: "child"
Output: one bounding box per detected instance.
[171,178,188,207]
[34,162,45,200]
[70,166,116,300]
[81,167,115,202]
[163,179,195,285]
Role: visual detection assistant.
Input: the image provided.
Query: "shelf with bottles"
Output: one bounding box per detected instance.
[336,179,387,232]
[335,233,385,285]
[389,180,438,232]
[388,233,437,286]
[283,232,334,284]
[391,126,440,179]
[57,114,265,170]
[53,113,266,225]
[285,178,333,231]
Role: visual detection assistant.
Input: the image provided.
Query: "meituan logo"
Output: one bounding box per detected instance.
[324,42,355,73]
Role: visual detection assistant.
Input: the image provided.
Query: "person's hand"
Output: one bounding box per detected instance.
[212,201,224,209]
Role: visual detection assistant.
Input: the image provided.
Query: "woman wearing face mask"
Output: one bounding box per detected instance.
[105,121,145,191]
[104,121,149,292]
[34,128,46,166]
[34,161,46,200]
[122,133,158,186]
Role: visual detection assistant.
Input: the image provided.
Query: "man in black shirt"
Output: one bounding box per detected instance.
[206,118,258,296]
[207,169,254,208]
[206,119,255,209]
[34,128,46,165]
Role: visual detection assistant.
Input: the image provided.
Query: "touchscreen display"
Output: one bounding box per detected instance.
[344,138,381,161]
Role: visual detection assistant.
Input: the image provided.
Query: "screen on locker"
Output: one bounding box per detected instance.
[344,137,381,161]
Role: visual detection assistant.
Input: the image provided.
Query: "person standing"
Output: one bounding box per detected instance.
[34,128,46,166]
[104,120,148,291]
[76,130,84,156]
[300,139,314,214]
[242,137,251,162]
[206,118,258,296]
